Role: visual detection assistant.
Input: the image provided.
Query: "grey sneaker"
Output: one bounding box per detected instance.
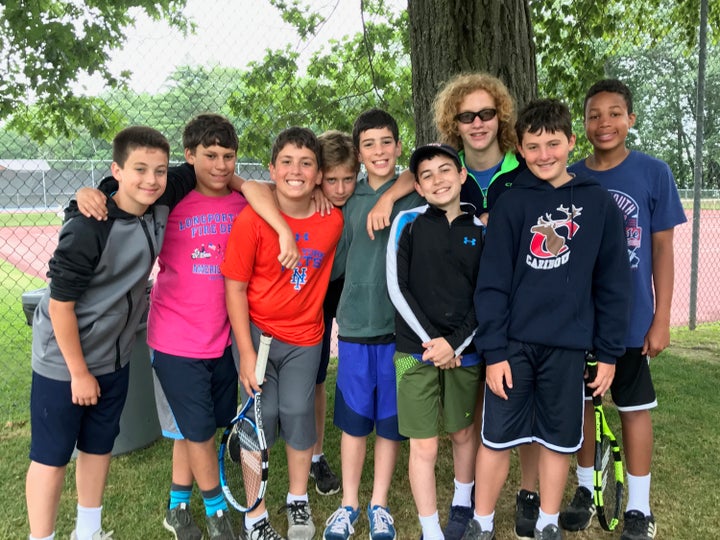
[515,490,540,539]
[620,510,657,540]
[559,486,595,531]
[286,500,316,540]
[323,506,360,540]
[242,517,286,540]
[534,524,562,540]
[206,509,235,540]
[310,455,341,495]
[70,530,114,540]
[163,503,202,540]
[367,504,396,540]
[461,519,495,540]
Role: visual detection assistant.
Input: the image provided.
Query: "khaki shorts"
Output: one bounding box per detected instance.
[395,352,481,438]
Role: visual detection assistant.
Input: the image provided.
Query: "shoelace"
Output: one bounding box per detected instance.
[520,494,539,518]
[624,511,652,534]
[317,457,333,477]
[325,508,356,534]
[287,501,311,524]
[250,519,283,540]
[370,507,394,534]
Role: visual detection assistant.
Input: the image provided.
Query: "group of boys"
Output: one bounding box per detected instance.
[25,74,684,540]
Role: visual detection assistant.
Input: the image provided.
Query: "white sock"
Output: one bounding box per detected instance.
[577,465,595,494]
[286,492,309,504]
[311,454,322,463]
[419,511,443,539]
[535,509,559,531]
[245,511,269,529]
[75,505,102,540]
[451,478,474,508]
[626,472,652,515]
[474,511,494,532]
[29,534,55,540]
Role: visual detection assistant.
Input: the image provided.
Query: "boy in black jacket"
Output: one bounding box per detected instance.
[463,100,631,540]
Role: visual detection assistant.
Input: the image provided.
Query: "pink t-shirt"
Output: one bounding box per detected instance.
[147,190,247,357]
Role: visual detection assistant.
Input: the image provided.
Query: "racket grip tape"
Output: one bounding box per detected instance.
[255,333,273,385]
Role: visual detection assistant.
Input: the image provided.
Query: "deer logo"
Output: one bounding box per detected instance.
[529,204,582,259]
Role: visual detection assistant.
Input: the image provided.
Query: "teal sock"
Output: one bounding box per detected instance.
[169,483,193,510]
[201,486,228,516]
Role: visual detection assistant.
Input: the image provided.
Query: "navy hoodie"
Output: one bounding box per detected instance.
[473,169,631,365]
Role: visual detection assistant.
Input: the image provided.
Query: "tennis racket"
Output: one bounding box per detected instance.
[586,352,624,532]
[219,332,273,513]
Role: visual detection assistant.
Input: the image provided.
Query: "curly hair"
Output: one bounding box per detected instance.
[433,72,518,153]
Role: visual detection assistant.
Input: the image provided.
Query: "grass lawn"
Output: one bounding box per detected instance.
[1,323,718,539]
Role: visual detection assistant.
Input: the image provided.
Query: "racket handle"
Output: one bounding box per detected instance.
[255,333,273,385]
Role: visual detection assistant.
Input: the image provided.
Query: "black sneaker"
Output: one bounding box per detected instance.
[206,509,236,540]
[515,490,540,539]
[163,502,202,540]
[310,455,341,495]
[559,486,595,531]
[443,505,473,540]
[620,510,657,540]
[534,524,562,540]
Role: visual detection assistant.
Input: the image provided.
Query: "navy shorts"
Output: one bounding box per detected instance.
[334,339,404,441]
[152,347,238,442]
[481,341,586,453]
[29,365,130,466]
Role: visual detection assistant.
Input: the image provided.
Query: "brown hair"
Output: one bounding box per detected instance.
[318,130,360,173]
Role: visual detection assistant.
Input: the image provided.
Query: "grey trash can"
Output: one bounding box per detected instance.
[22,287,161,456]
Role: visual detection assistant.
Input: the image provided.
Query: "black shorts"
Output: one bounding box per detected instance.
[610,347,657,411]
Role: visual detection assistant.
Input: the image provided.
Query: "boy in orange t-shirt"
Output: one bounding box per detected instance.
[221,127,343,540]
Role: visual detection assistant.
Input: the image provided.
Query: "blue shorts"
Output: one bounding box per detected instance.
[152,347,238,442]
[334,340,404,441]
[29,365,130,466]
[481,341,585,453]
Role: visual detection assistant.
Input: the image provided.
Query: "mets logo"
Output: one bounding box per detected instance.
[290,266,307,290]
[526,204,582,270]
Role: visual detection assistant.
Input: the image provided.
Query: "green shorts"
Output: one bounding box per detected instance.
[394,352,481,439]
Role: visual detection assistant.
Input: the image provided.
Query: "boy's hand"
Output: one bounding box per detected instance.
[76,187,108,220]
[366,193,394,240]
[70,371,101,406]
[642,318,670,358]
[277,228,300,269]
[312,188,334,216]
[587,361,615,397]
[422,337,460,369]
[486,360,512,400]
[239,350,262,396]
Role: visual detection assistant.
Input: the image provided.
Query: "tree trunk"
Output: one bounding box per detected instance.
[408,0,537,145]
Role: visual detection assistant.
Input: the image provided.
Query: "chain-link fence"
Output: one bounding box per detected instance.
[1,0,718,422]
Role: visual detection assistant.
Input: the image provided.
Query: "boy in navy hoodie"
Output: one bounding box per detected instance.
[462,99,631,540]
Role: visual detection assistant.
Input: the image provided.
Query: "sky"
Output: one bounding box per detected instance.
[82,0,403,94]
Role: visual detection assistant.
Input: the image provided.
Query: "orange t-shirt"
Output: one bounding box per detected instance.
[221,206,343,346]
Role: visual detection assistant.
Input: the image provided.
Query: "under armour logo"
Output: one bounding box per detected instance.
[463,237,477,246]
[295,232,309,242]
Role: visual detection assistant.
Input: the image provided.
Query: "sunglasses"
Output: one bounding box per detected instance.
[455,108,497,124]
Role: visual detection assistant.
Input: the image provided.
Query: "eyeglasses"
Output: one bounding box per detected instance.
[455,108,497,124]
